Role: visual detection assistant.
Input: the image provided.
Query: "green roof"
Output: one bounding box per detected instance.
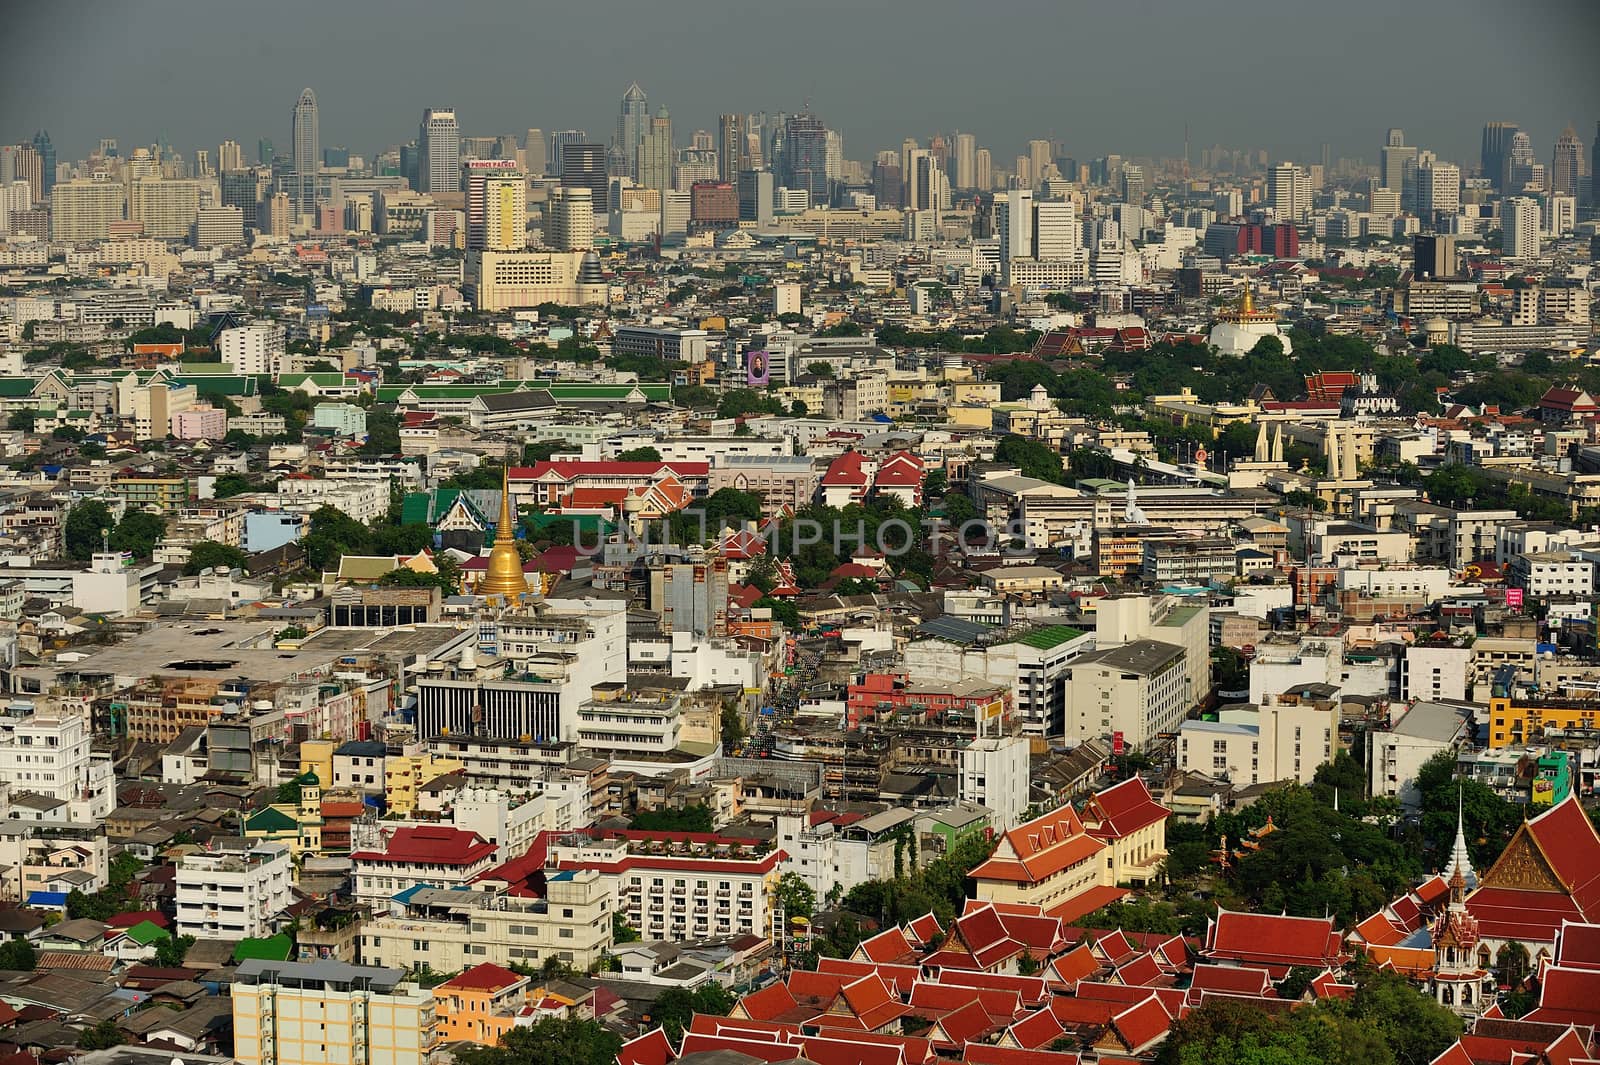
[123,920,171,945]
[280,373,350,388]
[245,806,298,832]
[233,934,293,962]
[1010,625,1086,650]
[170,363,234,374]
[400,491,433,527]
[377,381,673,403]
[176,374,258,397]
[0,379,39,397]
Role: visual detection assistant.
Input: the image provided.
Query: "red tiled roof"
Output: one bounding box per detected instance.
[439,962,523,992]
[1108,995,1173,1054]
[1112,952,1165,988]
[1188,964,1273,998]
[1557,921,1600,970]
[934,968,1049,1007]
[821,450,871,487]
[1203,910,1344,976]
[1004,1005,1068,1050]
[1046,944,1100,990]
[905,912,943,946]
[813,957,920,996]
[105,910,169,929]
[1046,885,1128,924]
[928,998,1001,1048]
[962,1045,1082,1065]
[352,825,496,866]
[1080,778,1169,842]
[856,927,918,965]
[511,461,709,480]
[973,805,1104,886]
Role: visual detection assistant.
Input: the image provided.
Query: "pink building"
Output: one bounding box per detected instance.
[171,405,227,440]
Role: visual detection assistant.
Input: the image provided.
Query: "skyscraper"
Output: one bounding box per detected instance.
[464,161,526,251]
[418,108,460,194]
[218,139,244,172]
[30,131,54,200]
[997,189,1033,285]
[559,143,608,204]
[717,113,745,183]
[548,131,586,177]
[1418,161,1460,221]
[1380,128,1416,197]
[523,130,547,176]
[545,185,594,251]
[636,108,673,192]
[1592,122,1600,208]
[1028,140,1052,185]
[1551,126,1583,197]
[1413,235,1458,280]
[781,113,829,207]
[257,138,273,165]
[1502,196,1541,259]
[615,83,649,179]
[975,148,992,192]
[290,88,319,213]
[1505,131,1541,193]
[1481,122,1518,192]
[953,133,976,191]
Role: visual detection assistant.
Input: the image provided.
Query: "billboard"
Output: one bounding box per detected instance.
[1506,588,1524,611]
[746,349,770,386]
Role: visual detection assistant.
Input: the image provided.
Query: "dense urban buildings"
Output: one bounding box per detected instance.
[0,8,1597,1064]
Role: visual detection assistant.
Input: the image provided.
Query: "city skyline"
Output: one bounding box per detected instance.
[3,0,1595,170]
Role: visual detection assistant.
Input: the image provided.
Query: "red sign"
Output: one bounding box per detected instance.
[465,159,519,171]
[1506,588,1524,610]
[1112,731,1125,756]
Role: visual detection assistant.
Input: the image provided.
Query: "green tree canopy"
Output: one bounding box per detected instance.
[64,500,116,561]
[452,1018,620,1065]
[109,510,168,560]
[184,540,251,575]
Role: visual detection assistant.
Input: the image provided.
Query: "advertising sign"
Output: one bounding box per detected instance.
[746,349,770,386]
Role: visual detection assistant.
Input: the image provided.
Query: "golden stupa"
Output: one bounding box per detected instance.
[479,467,530,600]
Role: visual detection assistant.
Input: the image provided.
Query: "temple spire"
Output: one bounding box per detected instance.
[1445,786,1478,893]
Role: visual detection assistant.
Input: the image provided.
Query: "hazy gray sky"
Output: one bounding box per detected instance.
[4,0,1597,170]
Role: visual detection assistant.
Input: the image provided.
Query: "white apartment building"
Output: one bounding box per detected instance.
[575,688,682,758]
[1177,702,1337,786]
[1064,639,1188,749]
[350,825,498,908]
[547,833,782,943]
[1502,196,1541,259]
[0,822,107,903]
[175,841,293,940]
[1403,642,1473,702]
[232,959,436,1065]
[0,700,115,822]
[959,734,1030,829]
[1510,551,1594,598]
[273,478,389,524]
[219,323,287,375]
[1370,700,1472,809]
[360,874,612,973]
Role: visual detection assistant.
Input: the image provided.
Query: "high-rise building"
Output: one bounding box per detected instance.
[689,181,739,231]
[781,113,829,208]
[871,160,902,209]
[1417,161,1460,220]
[257,138,273,165]
[522,129,546,176]
[290,88,319,212]
[717,113,745,182]
[545,186,594,251]
[1413,234,1458,280]
[1033,199,1080,260]
[1551,126,1584,197]
[1502,196,1541,259]
[615,82,649,179]
[4,146,42,204]
[129,178,210,239]
[737,169,774,226]
[975,148,992,192]
[824,130,844,181]
[418,108,460,194]
[231,958,436,1065]
[636,108,673,192]
[548,131,585,177]
[1593,122,1600,208]
[953,133,976,191]
[1380,129,1416,201]
[30,131,54,200]
[49,178,126,241]
[463,160,525,251]
[221,168,270,229]
[1028,140,1052,185]
[1505,131,1542,193]
[1120,163,1147,206]
[997,189,1033,283]
[1481,122,1518,191]
[322,146,350,169]
[559,143,608,204]
[904,148,932,211]
[218,139,244,172]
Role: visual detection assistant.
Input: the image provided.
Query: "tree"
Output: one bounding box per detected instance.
[994,434,1066,484]
[720,704,745,752]
[612,913,640,943]
[451,1018,621,1065]
[776,872,816,920]
[153,933,195,967]
[806,361,835,379]
[7,409,37,431]
[213,473,264,498]
[651,984,735,1042]
[1274,965,1320,1001]
[359,409,401,455]
[379,556,460,595]
[701,487,763,529]
[184,540,251,575]
[77,1020,127,1051]
[109,510,168,560]
[0,937,36,971]
[746,554,779,595]
[64,500,116,561]
[629,806,714,833]
[616,446,662,462]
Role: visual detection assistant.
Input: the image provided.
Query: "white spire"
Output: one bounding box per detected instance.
[1445,786,1478,892]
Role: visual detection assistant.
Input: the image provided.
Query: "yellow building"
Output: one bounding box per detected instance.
[384,752,463,817]
[1143,388,1258,435]
[243,769,323,855]
[299,740,335,785]
[232,958,436,1065]
[109,477,189,513]
[1487,695,1600,749]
